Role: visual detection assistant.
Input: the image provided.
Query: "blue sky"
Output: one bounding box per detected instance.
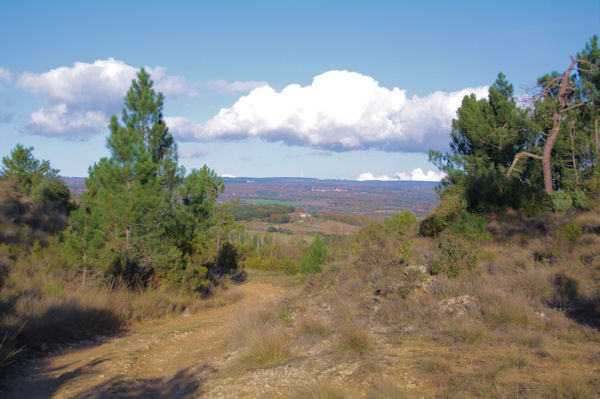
[0,1,598,180]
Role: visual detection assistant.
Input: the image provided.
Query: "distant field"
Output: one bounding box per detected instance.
[221,177,439,218]
[243,199,301,207]
[242,218,359,236]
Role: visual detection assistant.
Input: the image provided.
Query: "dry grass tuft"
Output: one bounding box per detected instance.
[243,327,291,368]
[231,301,293,369]
[477,287,531,328]
[443,319,488,345]
[338,320,373,354]
[295,379,346,399]
[300,315,331,336]
[544,375,598,399]
[367,378,407,399]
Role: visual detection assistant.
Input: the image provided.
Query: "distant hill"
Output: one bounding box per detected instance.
[62,176,439,218]
[61,176,87,196]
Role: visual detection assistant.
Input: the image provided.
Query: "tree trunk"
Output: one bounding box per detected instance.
[541,112,562,195]
[125,179,133,283]
[594,112,600,168]
[569,120,580,187]
[82,215,88,286]
[506,58,582,196]
[125,224,132,281]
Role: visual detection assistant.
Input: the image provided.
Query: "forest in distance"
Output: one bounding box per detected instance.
[0,35,599,398]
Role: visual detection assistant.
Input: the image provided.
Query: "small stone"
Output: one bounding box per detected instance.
[403,265,428,275]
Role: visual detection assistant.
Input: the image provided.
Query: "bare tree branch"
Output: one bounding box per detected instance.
[506,151,543,177]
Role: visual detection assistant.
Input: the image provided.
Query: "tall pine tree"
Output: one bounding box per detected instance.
[83,69,181,285]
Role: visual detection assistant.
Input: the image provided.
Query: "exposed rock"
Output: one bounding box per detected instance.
[535,311,546,319]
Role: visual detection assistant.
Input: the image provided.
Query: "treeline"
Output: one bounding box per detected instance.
[232,204,294,223]
[426,35,600,233]
[0,146,74,281]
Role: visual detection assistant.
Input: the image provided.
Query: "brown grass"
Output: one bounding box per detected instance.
[338,320,373,354]
[367,378,407,399]
[295,379,346,399]
[231,301,293,369]
[0,269,242,360]
[283,208,600,397]
[242,327,292,368]
[300,315,331,336]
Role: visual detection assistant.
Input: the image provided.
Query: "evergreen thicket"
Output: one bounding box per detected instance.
[426,35,600,233]
[65,69,230,290]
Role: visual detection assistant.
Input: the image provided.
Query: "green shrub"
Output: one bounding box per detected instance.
[299,235,327,274]
[429,231,479,278]
[465,169,551,215]
[419,215,439,238]
[585,175,600,199]
[465,168,515,213]
[520,189,552,217]
[384,210,416,236]
[420,187,466,237]
[451,211,490,242]
[397,240,412,265]
[559,221,582,244]
[572,189,589,210]
[181,262,211,293]
[551,191,573,213]
[216,242,238,270]
[42,282,65,300]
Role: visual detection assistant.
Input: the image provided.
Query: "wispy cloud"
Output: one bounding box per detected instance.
[310,150,333,157]
[167,70,488,153]
[206,79,268,93]
[0,67,12,89]
[357,168,446,182]
[179,147,211,159]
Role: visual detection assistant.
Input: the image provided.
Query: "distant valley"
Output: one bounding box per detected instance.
[62,176,439,218]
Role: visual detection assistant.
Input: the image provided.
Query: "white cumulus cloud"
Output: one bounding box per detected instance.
[168,70,488,152]
[206,79,268,93]
[27,104,107,138]
[357,168,446,182]
[17,58,192,137]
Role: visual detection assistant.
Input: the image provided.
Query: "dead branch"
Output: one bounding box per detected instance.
[506,151,543,177]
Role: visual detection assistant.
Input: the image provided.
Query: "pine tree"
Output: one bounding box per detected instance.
[83,69,180,285]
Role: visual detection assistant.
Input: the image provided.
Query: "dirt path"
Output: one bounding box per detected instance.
[4,282,284,399]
